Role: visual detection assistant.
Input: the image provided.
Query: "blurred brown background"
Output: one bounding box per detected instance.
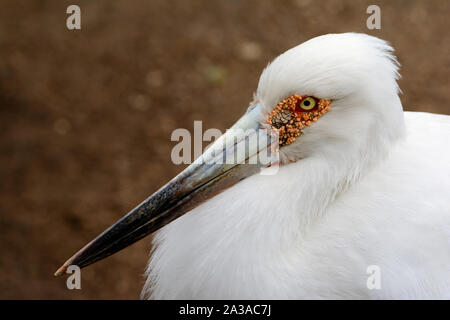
[0,0,449,299]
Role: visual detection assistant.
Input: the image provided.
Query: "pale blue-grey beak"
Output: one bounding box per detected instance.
[55,103,278,275]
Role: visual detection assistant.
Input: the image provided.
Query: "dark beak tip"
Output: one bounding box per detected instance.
[54,253,80,276]
[54,263,69,277]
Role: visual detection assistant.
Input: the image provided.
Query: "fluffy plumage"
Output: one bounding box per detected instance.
[143,33,450,299]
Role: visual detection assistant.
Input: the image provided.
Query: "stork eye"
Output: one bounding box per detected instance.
[299,97,316,111]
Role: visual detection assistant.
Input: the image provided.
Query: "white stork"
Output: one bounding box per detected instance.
[56,33,450,299]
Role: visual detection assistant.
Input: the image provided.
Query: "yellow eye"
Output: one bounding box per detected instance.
[299,97,316,111]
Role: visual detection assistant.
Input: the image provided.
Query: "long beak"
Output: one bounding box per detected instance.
[55,103,278,276]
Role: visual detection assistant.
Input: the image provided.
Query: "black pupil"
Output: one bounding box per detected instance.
[303,100,310,106]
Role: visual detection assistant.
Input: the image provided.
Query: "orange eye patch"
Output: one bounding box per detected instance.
[267,94,331,147]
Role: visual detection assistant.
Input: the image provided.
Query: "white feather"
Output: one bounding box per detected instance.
[143,33,450,299]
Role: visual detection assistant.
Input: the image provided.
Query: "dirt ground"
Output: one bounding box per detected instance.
[0,0,449,299]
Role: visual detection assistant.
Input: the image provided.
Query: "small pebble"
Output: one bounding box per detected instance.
[54,118,71,135]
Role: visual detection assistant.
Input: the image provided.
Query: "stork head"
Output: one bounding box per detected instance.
[257,32,403,164]
[55,33,403,275]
